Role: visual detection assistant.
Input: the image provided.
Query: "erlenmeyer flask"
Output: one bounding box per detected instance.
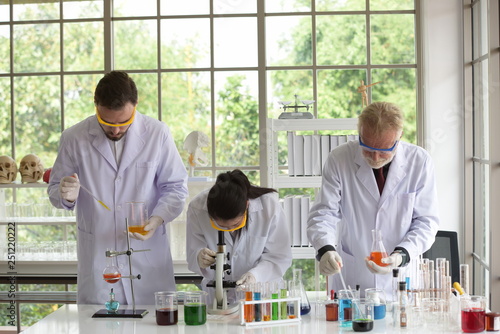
[292,268,311,315]
[370,229,389,267]
[102,249,121,284]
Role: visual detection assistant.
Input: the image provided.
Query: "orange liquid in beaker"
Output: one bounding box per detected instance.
[370,251,389,267]
[128,225,148,235]
[103,273,121,284]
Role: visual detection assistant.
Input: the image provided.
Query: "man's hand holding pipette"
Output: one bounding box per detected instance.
[59,173,80,203]
[365,252,402,274]
[129,216,163,241]
[319,250,343,275]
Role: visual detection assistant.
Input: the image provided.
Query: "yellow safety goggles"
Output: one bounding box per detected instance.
[95,107,136,127]
[210,210,247,232]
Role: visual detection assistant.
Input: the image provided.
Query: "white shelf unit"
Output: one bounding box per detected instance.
[266,118,358,189]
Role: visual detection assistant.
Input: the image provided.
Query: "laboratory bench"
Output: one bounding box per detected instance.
[19,303,471,334]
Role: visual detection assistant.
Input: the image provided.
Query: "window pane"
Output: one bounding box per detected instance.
[0,77,11,156]
[371,14,415,65]
[113,0,157,17]
[0,4,8,22]
[371,68,417,144]
[14,24,60,73]
[265,0,310,13]
[316,0,365,11]
[131,72,159,120]
[473,60,489,160]
[472,1,489,59]
[114,20,157,70]
[214,0,256,14]
[63,0,103,19]
[317,69,365,119]
[63,74,101,131]
[0,26,9,73]
[161,18,210,69]
[161,0,209,15]
[161,71,211,164]
[64,22,104,71]
[267,70,313,119]
[266,16,312,66]
[317,15,366,65]
[214,18,257,68]
[370,0,414,11]
[214,71,259,166]
[14,76,61,166]
[14,2,59,21]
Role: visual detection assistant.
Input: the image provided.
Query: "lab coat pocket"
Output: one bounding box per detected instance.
[77,228,95,272]
[135,161,158,196]
[396,192,416,229]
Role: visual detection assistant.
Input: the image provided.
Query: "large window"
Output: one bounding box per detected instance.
[0,0,421,327]
[464,0,500,309]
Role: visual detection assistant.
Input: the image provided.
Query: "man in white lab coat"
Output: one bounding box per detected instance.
[307,101,439,298]
[48,71,188,305]
[186,170,292,306]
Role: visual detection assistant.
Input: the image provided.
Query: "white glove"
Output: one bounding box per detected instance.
[59,173,80,202]
[236,272,256,286]
[365,253,402,275]
[197,248,216,269]
[319,251,343,276]
[128,216,163,241]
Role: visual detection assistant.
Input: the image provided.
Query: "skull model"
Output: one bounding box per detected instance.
[0,155,17,184]
[19,154,44,183]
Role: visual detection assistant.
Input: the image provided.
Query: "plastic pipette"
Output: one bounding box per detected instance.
[79,184,111,210]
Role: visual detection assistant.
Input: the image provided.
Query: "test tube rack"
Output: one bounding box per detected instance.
[239,297,301,327]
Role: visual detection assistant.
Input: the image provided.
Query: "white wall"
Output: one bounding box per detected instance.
[421,1,464,244]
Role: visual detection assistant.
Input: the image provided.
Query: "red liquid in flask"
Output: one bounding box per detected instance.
[370,251,389,267]
[103,273,121,284]
[462,309,486,333]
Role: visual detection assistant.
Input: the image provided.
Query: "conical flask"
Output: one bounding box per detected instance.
[369,229,389,267]
[291,268,311,315]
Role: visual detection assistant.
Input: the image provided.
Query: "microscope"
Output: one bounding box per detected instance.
[206,231,239,315]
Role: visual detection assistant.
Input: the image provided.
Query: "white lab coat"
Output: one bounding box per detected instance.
[307,140,439,298]
[186,190,292,305]
[48,111,188,305]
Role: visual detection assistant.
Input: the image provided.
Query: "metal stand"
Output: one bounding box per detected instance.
[92,218,150,318]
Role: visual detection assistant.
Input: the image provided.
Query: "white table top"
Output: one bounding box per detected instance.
[21,303,470,334]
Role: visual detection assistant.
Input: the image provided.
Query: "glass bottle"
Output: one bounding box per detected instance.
[102,250,121,284]
[105,288,120,313]
[291,268,311,315]
[370,229,389,267]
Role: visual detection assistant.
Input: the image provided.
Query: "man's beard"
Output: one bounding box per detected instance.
[363,153,395,169]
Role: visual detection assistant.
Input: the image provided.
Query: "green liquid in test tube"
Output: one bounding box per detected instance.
[280,286,288,320]
[272,291,279,320]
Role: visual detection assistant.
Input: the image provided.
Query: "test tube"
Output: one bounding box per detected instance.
[254,283,262,322]
[262,282,271,321]
[280,280,288,320]
[244,283,254,323]
[460,264,469,295]
[271,281,279,320]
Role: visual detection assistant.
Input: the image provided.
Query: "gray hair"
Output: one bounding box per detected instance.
[358,101,404,136]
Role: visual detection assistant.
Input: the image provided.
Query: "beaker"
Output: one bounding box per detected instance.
[338,289,354,327]
[102,250,121,284]
[369,229,388,267]
[155,291,178,326]
[291,268,311,315]
[126,201,148,235]
[365,288,387,320]
[461,295,486,333]
[184,291,208,325]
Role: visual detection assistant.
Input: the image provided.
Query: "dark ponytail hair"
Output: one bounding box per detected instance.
[207,169,276,220]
